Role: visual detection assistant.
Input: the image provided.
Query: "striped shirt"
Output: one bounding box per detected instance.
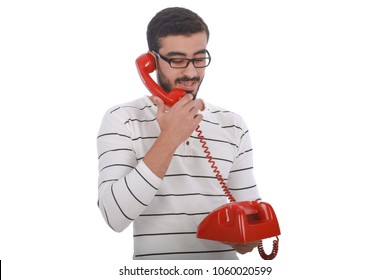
[97,95,261,260]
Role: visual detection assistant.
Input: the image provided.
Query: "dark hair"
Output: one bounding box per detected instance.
[147,7,209,51]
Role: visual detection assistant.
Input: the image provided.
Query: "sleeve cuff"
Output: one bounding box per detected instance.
[137,160,162,189]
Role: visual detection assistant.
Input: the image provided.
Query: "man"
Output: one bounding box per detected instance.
[97,7,261,260]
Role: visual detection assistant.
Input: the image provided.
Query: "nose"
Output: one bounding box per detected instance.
[181,61,198,78]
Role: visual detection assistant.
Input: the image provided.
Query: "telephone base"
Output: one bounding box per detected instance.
[197,201,280,244]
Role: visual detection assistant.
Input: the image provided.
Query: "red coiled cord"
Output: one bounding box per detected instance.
[196,125,235,203]
[258,236,279,260]
[195,124,279,260]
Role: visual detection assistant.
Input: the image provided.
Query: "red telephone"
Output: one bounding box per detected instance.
[136,53,186,107]
[197,201,280,242]
[136,52,281,260]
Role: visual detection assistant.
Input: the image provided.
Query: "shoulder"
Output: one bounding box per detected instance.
[105,96,154,115]
[204,101,246,128]
[102,96,156,121]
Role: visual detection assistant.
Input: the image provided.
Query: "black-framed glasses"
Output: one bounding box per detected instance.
[152,50,211,69]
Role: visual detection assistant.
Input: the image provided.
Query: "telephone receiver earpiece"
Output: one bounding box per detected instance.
[136,53,186,107]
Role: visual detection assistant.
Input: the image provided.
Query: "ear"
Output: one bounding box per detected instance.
[148,50,159,61]
[148,50,159,69]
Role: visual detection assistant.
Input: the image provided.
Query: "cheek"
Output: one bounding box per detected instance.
[196,68,206,78]
[157,69,177,92]
[158,65,177,82]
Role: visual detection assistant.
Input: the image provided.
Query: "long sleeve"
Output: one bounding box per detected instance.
[97,109,162,232]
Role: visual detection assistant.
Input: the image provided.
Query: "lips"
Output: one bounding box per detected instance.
[178,80,198,91]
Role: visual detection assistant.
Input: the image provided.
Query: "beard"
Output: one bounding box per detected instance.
[157,70,203,100]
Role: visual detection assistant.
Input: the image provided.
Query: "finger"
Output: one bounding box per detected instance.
[193,112,203,124]
[189,105,197,115]
[176,93,195,107]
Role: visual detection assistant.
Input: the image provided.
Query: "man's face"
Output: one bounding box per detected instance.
[155,32,209,99]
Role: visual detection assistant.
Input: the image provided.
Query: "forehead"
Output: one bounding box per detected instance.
[158,32,208,55]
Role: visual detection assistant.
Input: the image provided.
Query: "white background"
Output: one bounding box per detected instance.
[1,0,389,279]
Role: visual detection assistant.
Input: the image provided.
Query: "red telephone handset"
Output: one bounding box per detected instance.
[136,52,280,260]
[136,53,186,107]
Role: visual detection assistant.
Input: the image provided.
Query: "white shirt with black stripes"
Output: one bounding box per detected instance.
[97,95,261,260]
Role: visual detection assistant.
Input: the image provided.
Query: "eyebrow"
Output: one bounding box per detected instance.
[166,49,207,57]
